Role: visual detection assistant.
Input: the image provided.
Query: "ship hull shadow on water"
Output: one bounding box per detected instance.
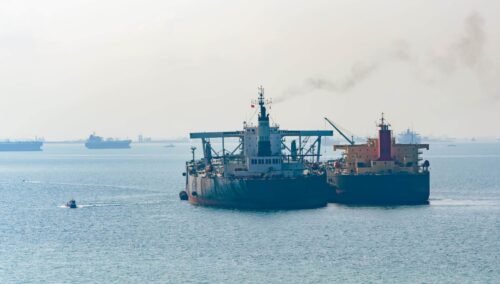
[187,175,330,210]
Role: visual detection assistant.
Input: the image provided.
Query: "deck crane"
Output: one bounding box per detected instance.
[324,117,355,145]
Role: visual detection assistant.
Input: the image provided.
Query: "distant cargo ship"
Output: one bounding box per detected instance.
[84,134,131,149]
[397,128,421,144]
[0,140,43,151]
[182,87,333,209]
[326,114,430,205]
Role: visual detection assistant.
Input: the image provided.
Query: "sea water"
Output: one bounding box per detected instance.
[0,143,498,283]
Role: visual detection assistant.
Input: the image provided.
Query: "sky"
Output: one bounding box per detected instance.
[1,0,499,140]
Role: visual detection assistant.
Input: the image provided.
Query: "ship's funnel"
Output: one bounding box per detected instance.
[257,87,272,156]
[291,140,297,161]
[205,141,212,164]
[377,113,392,161]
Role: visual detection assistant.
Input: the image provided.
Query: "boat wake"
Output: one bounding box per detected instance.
[56,200,168,209]
[58,203,122,209]
[59,205,81,209]
[23,179,43,184]
[23,179,145,191]
[430,198,499,207]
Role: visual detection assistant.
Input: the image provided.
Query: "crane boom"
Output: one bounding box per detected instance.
[324,117,355,145]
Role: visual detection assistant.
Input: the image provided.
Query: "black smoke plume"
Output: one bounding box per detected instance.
[275,12,497,103]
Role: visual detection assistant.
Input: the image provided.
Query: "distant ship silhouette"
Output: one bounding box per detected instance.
[0,140,43,151]
[84,134,131,149]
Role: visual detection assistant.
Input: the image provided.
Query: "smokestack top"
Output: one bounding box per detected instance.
[257,86,271,122]
[378,112,391,131]
[377,113,392,161]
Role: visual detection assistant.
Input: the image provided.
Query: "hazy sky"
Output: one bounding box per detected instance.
[1,0,499,140]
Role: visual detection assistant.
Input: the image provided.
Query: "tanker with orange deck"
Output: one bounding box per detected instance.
[326,114,430,205]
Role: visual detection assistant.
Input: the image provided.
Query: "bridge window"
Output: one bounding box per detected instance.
[265,159,271,164]
[258,159,263,165]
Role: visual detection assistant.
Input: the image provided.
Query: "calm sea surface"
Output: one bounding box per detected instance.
[0,143,499,283]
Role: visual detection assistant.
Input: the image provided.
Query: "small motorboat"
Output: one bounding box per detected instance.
[65,199,77,208]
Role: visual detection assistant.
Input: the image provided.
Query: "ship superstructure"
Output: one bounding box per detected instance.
[327,114,430,204]
[183,87,333,209]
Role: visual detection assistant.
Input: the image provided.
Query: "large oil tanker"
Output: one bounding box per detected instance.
[182,87,333,209]
[0,140,43,151]
[326,115,430,205]
[84,134,131,149]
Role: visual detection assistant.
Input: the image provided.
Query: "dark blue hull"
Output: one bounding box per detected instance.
[85,141,131,149]
[327,172,430,205]
[186,174,330,209]
[0,141,43,151]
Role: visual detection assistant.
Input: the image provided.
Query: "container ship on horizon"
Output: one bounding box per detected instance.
[181,87,333,209]
[84,134,132,149]
[326,115,430,205]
